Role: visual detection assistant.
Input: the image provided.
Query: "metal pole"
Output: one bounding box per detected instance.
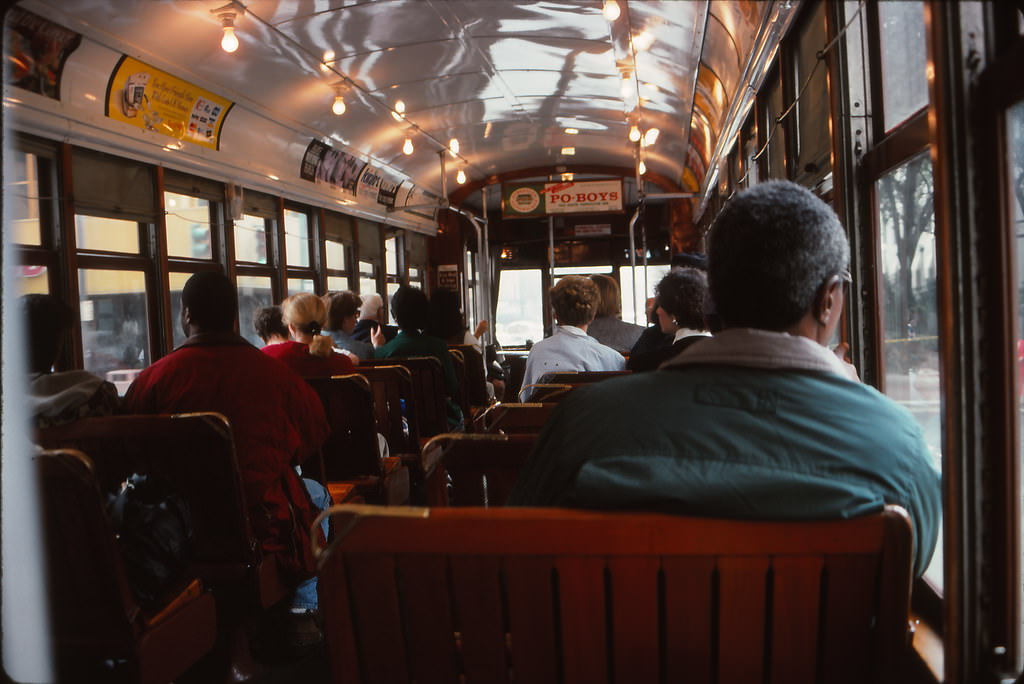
[641,203,648,321]
[480,185,491,346]
[628,206,640,323]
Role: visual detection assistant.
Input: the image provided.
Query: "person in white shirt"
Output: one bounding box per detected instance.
[520,276,626,400]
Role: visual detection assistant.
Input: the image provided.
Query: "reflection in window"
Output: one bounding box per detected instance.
[234,214,269,264]
[1008,100,1024,645]
[78,269,150,386]
[17,265,48,295]
[9,150,42,246]
[168,272,191,349]
[878,1,929,131]
[237,275,273,347]
[877,152,942,587]
[619,264,671,325]
[284,209,310,267]
[165,192,212,259]
[495,269,544,346]
[76,215,139,253]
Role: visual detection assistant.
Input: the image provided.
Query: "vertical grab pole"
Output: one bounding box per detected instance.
[628,206,641,324]
[480,185,491,346]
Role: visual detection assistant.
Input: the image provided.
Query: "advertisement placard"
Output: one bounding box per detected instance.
[105,56,234,150]
[502,180,624,218]
[5,8,81,100]
[300,139,367,194]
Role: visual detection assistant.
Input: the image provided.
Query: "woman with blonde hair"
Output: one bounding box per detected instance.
[587,273,645,353]
[519,275,625,400]
[261,292,355,377]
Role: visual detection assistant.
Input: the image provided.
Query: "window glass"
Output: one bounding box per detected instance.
[78,269,150,388]
[164,192,212,259]
[1008,100,1024,651]
[76,215,139,253]
[878,1,929,131]
[877,152,942,587]
[386,282,400,298]
[288,278,315,296]
[794,1,830,180]
[359,260,377,295]
[284,209,311,267]
[234,214,269,264]
[326,240,347,270]
[495,269,544,346]
[619,264,672,325]
[764,74,786,179]
[327,275,350,291]
[168,272,191,349]
[552,266,613,276]
[237,275,273,347]
[385,236,398,274]
[8,150,42,245]
[17,265,48,295]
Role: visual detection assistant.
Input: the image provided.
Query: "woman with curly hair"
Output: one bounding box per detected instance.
[627,268,711,371]
[519,275,625,400]
[261,292,355,377]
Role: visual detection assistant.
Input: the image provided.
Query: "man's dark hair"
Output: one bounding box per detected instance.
[182,271,237,332]
[22,294,74,374]
[656,268,707,331]
[323,291,361,331]
[427,288,465,340]
[253,306,288,343]
[391,286,429,332]
[707,180,848,330]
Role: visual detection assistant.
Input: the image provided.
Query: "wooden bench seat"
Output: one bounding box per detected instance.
[315,505,914,684]
[473,402,559,434]
[420,433,536,506]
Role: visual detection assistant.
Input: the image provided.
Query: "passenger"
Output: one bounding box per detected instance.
[24,294,119,428]
[586,274,645,353]
[322,290,373,361]
[519,275,627,400]
[373,285,463,428]
[352,292,398,344]
[428,288,497,400]
[626,268,710,371]
[262,292,355,377]
[509,181,941,576]
[253,305,289,346]
[628,296,673,358]
[123,272,331,632]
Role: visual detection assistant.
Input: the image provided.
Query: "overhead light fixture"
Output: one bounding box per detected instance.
[603,0,620,21]
[638,160,647,175]
[561,147,576,156]
[644,128,660,145]
[564,127,579,135]
[633,30,655,52]
[456,169,467,184]
[392,99,406,121]
[628,125,641,142]
[321,50,335,72]
[621,78,633,98]
[215,7,239,53]
[561,172,574,181]
[332,93,346,116]
[449,138,460,156]
[402,137,414,155]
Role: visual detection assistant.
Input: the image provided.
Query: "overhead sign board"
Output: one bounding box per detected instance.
[300,139,367,195]
[502,180,624,218]
[106,56,234,150]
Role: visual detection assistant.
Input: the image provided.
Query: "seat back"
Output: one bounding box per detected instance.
[356,364,418,453]
[37,413,259,574]
[316,505,914,684]
[307,374,381,480]
[363,357,448,437]
[36,449,139,660]
[447,347,471,421]
[475,402,558,434]
[538,370,632,385]
[421,433,536,506]
[449,343,490,407]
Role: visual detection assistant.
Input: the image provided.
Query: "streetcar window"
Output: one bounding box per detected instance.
[164,192,212,260]
[236,275,273,348]
[78,268,150,390]
[16,265,48,296]
[284,209,311,268]
[878,1,929,132]
[326,240,347,271]
[75,215,139,253]
[876,151,942,587]
[358,260,378,296]
[169,271,190,349]
[619,265,671,325]
[327,276,350,291]
[495,269,544,347]
[8,150,41,246]
[1008,100,1024,653]
[288,278,315,296]
[793,1,830,185]
[385,236,398,276]
[233,214,270,264]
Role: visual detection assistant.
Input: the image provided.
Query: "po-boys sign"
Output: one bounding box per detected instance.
[502,179,624,218]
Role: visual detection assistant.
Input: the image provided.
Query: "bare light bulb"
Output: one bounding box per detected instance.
[449,138,460,156]
[221,25,239,53]
[644,127,660,145]
[402,137,414,155]
[638,160,647,175]
[392,100,406,121]
[603,0,620,21]
[456,169,467,184]
[628,125,641,142]
[332,95,346,115]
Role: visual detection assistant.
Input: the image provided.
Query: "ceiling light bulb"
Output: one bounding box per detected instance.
[403,137,414,155]
[603,0,620,21]
[628,125,641,142]
[332,95,346,115]
[633,30,654,52]
[456,169,467,184]
[561,172,574,181]
[560,147,576,156]
[638,160,647,175]
[221,24,239,53]
[449,138,460,156]
[392,100,406,121]
[564,128,579,135]
[644,128,660,145]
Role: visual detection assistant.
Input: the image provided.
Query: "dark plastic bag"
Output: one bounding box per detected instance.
[106,473,192,606]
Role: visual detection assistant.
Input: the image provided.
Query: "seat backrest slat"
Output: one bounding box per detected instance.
[357,364,418,453]
[345,553,409,682]
[450,556,509,683]
[396,555,460,684]
[820,554,883,683]
[768,556,824,684]
[449,344,490,407]
[503,556,559,684]
[662,557,715,684]
[607,557,660,684]
[307,375,381,479]
[555,555,609,684]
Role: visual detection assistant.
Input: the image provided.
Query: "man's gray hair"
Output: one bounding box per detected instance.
[707,180,849,330]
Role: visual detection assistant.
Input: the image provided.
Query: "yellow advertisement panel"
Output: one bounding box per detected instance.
[105,55,233,150]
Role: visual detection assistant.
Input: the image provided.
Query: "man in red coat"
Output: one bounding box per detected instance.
[124,272,330,613]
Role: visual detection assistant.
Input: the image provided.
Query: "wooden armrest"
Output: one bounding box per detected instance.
[143,577,204,628]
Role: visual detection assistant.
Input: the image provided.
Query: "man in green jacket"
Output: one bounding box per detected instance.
[508,180,941,576]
